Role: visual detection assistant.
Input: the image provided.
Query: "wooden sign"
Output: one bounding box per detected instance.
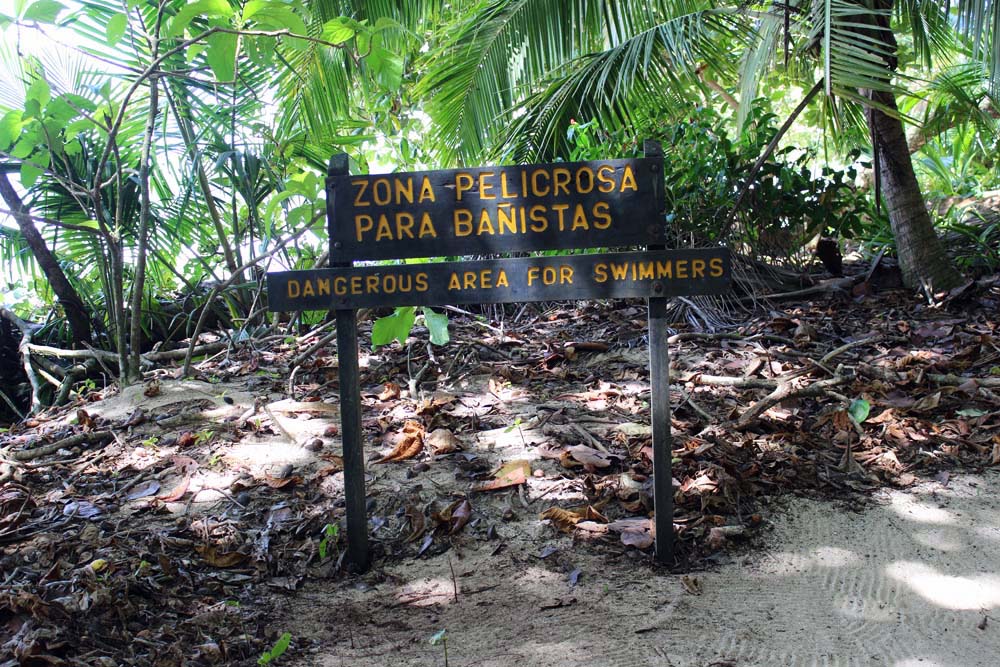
[269,249,730,311]
[327,157,665,261]
[268,143,731,571]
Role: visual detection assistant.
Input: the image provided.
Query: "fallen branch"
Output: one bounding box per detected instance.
[4,430,113,462]
[736,374,850,429]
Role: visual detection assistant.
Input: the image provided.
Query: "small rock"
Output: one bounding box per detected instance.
[235,491,252,506]
[305,438,324,452]
[275,463,294,479]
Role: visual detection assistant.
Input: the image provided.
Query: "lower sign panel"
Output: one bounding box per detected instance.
[267,249,730,311]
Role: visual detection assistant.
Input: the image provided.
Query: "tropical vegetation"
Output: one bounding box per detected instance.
[0,0,997,415]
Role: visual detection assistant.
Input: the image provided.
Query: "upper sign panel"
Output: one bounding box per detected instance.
[327,157,665,261]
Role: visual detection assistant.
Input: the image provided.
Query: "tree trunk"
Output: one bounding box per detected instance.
[859,0,962,291]
[868,93,962,291]
[0,173,92,345]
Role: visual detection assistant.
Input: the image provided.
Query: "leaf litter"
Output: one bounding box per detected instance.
[1,275,999,665]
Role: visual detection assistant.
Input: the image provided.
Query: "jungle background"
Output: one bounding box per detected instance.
[1,1,1000,666]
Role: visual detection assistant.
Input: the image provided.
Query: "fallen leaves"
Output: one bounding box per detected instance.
[376,420,425,463]
[471,459,530,492]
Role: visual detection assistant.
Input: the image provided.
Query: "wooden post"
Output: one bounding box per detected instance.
[644,140,674,565]
[329,154,370,571]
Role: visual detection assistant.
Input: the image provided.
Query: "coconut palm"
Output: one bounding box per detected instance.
[417,0,1000,289]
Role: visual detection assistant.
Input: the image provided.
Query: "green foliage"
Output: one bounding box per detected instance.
[562,106,881,254]
[317,523,339,561]
[258,632,291,665]
[848,398,870,425]
[371,306,449,349]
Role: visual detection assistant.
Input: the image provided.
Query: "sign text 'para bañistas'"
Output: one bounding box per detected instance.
[327,157,664,261]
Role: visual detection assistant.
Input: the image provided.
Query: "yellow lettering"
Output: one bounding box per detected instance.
[497,205,517,234]
[352,179,370,206]
[575,167,594,193]
[609,263,628,280]
[691,259,706,278]
[552,204,569,231]
[571,204,589,231]
[501,172,518,198]
[455,173,474,201]
[542,267,557,285]
[638,262,654,280]
[317,278,330,296]
[559,266,574,284]
[418,213,437,238]
[709,257,724,277]
[350,276,363,294]
[287,280,300,298]
[620,165,638,192]
[477,210,496,236]
[529,205,548,232]
[366,275,380,292]
[594,264,607,283]
[395,178,413,205]
[418,176,435,203]
[479,171,496,199]
[454,209,473,236]
[592,201,611,229]
[302,280,315,297]
[496,270,509,287]
[552,168,571,196]
[375,214,393,241]
[415,272,429,291]
[334,277,347,295]
[448,273,461,290]
[372,178,392,206]
[396,212,415,239]
[355,214,373,242]
[463,272,476,289]
[531,169,550,196]
[596,165,615,193]
[527,267,540,286]
[384,275,397,293]
[480,270,492,289]
[656,261,672,279]
[675,260,688,279]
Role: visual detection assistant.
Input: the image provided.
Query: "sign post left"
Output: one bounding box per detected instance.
[328,154,370,571]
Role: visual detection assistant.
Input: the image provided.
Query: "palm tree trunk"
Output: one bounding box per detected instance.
[0,173,92,345]
[867,93,962,291]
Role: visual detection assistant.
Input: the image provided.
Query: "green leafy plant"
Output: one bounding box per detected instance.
[848,398,871,426]
[258,632,292,665]
[318,523,339,561]
[371,306,449,348]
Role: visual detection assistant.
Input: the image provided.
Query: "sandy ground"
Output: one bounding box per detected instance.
[282,471,1000,667]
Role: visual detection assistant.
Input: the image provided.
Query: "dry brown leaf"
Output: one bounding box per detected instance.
[376,420,425,463]
[195,544,248,568]
[426,428,462,454]
[158,475,191,502]
[540,507,584,532]
[432,498,473,534]
[404,504,425,542]
[912,392,942,412]
[471,459,530,491]
[264,475,303,489]
[561,445,614,469]
[621,529,654,549]
[379,382,401,401]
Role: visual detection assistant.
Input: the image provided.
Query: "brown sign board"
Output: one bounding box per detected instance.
[327,157,665,262]
[267,144,730,571]
[268,248,730,311]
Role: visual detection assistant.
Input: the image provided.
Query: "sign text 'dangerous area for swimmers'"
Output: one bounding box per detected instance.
[269,249,730,310]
